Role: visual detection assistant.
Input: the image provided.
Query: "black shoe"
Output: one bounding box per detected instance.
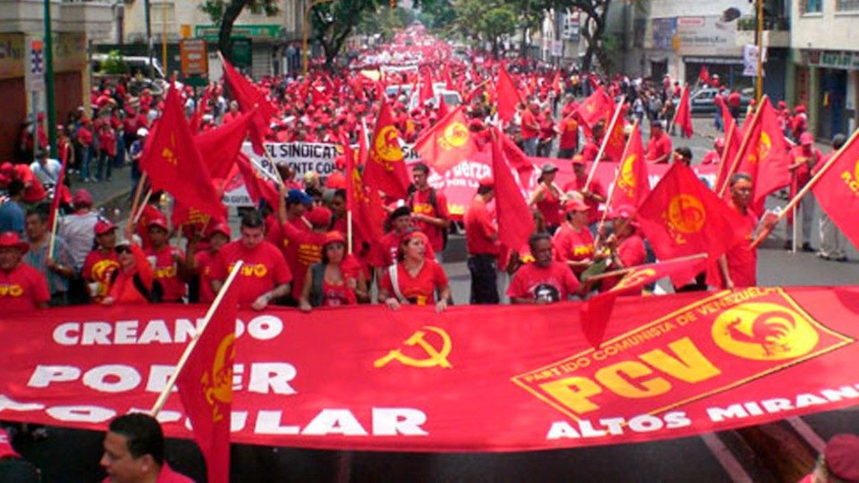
[783,240,793,250]
[802,243,815,253]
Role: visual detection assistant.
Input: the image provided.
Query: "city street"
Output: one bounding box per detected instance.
[9,116,859,482]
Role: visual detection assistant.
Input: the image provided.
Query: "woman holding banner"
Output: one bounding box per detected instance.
[378,230,451,313]
[298,231,368,312]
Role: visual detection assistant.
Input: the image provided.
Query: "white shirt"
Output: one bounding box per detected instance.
[30,158,62,186]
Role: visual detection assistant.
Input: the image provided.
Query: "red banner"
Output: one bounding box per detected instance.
[1,286,859,452]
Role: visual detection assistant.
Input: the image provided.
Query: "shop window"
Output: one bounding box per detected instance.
[802,0,822,13]
[837,0,859,10]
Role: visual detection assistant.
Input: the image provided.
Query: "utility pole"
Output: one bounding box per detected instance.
[145,0,154,79]
[755,0,764,102]
[43,0,57,158]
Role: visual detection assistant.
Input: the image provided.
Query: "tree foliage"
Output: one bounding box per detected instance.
[415,0,457,32]
[357,6,416,41]
[199,0,279,64]
[310,0,384,69]
[553,0,612,73]
[481,6,518,58]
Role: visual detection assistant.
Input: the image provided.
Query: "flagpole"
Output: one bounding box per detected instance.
[714,121,736,194]
[347,211,353,254]
[717,96,768,198]
[133,188,154,225]
[150,260,244,417]
[585,96,626,188]
[583,253,708,283]
[128,172,149,232]
[594,120,639,247]
[749,126,859,249]
[668,85,684,133]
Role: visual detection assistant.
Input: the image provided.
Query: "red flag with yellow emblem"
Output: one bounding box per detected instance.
[812,128,859,250]
[414,105,479,174]
[608,122,650,211]
[574,87,614,132]
[177,262,240,483]
[581,254,710,348]
[733,97,790,207]
[139,82,223,218]
[363,100,411,200]
[636,163,746,286]
[343,134,385,247]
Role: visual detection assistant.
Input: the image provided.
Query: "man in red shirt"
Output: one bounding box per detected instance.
[211,211,292,310]
[82,219,120,303]
[408,163,450,260]
[14,163,47,205]
[701,138,724,165]
[508,232,581,304]
[520,102,540,156]
[580,121,605,162]
[277,206,331,302]
[557,113,579,159]
[786,132,821,252]
[645,121,672,163]
[727,90,742,120]
[715,173,762,289]
[100,413,193,483]
[561,155,606,226]
[0,231,50,312]
[464,177,499,304]
[144,216,187,303]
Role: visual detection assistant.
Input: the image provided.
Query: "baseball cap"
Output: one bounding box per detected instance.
[563,198,589,213]
[800,132,814,146]
[825,434,859,482]
[94,220,117,236]
[137,127,149,137]
[147,216,169,231]
[571,154,586,165]
[306,207,332,228]
[322,230,346,248]
[208,222,231,239]
[72,189,93,207]
[541,163,559,174]
[0,231,29,254]
[477,176,494,187]
[286,189,313,205]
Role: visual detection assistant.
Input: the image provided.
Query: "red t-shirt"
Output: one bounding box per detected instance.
[379,260,448,306]
[535,186,562,227]
[520,109,539,140]
[562,176,607,225]
[700,151,721,165]
[788,146,821,194]
[410,188,449,252]
[600,234,647,293]
[135,204,162,250]
[102,463,193,483]
[507,261,580,302]
[280,221,327,299]
[145,245,186,302]
[646,132,673,163]
[16,165,46,204]
[320,279,358,307]
[558,118,579,150]
[581,141,600,162]
[82,249,120,301]
[211,240,292,306]
[725,206,758,288]
[1,263,50,312]
[552,223,595,277]
[370,231,436,268]
[464,197,498,255]
[194,250,217,304]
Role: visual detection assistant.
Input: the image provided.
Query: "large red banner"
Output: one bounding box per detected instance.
[3,286,857,452]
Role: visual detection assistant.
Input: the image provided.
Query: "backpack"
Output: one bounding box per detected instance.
[408,186,449,250]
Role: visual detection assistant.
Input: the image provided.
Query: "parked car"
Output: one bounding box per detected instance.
[689,87,753,115]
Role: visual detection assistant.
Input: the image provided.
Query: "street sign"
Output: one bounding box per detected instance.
[180,38,208,76]
[25,38,45,92]
[231,38,253,68]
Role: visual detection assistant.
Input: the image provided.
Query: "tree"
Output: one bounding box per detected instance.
[416,0,457,32]
[481,6,518,59]
[199,0,279,64]
[310,0,384,70]
[554,0,613,73]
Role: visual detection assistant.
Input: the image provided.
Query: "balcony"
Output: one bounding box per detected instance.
[60,0,115,40]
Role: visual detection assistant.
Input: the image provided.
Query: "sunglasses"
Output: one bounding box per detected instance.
[115,246,131,254]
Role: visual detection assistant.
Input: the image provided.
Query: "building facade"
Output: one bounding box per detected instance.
[0,0,114,161]
[790,0,859,139]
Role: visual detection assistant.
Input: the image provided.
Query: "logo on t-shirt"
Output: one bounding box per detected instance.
[534,283,560,303]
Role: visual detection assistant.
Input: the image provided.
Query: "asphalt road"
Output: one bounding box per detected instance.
[8,116,859,482]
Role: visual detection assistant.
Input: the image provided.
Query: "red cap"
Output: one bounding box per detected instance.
[571,154,586,165]
[800,132,814,146]
[825,434,859,482]
[94,220,117,236]
[323,230,346,247]
[0,231,29,254]
[306,207,332,228]
[147,216,169,231]
[208,222,231,239]
[72,189,93,207]
[478,176,494,187]
[0,428,20,458]
[563,198,589,213]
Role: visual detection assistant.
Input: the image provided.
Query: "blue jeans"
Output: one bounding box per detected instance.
[97,150,112,181]
[80,146,92,180]
[522,137,538,157]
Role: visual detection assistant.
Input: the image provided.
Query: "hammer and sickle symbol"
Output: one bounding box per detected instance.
[373,326,453,369]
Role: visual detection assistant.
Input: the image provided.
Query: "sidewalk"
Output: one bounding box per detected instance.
[72,162,134,221]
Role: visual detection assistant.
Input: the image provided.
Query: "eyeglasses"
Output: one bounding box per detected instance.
[115,246,131,255]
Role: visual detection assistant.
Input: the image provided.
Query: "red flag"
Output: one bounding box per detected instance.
[189,86,212,134]
[442,66,455,91]
[581,254,709,348]
[437,94,449,119]
[734,98,790,207]
[495,65,522,124]
[415,106,479,173]
[140,83,223,218]
[603,103,628,161]
[172,200,227,238]
[811,129,859,250]
[419,69,434,107]
[363,100,410,200]
[491,128,535,251]
[575,87,613,131]
[500,134,536,188]
[195,107,255,179]
[551,71,562,95]
[698,66,710,85]
[236,152,279,208]
[220,56,275,155]
[177,263,238,483]
[674,85,694,138]
[636,163,746,285]
[714,98,743,195]
[609,122,650,210]
[343,135,385,248]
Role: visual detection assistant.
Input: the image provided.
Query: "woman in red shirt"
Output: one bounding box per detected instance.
[378,230,451,313]
[102,239,162,306]
[528,163,563,234]
[298,231,368,312]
